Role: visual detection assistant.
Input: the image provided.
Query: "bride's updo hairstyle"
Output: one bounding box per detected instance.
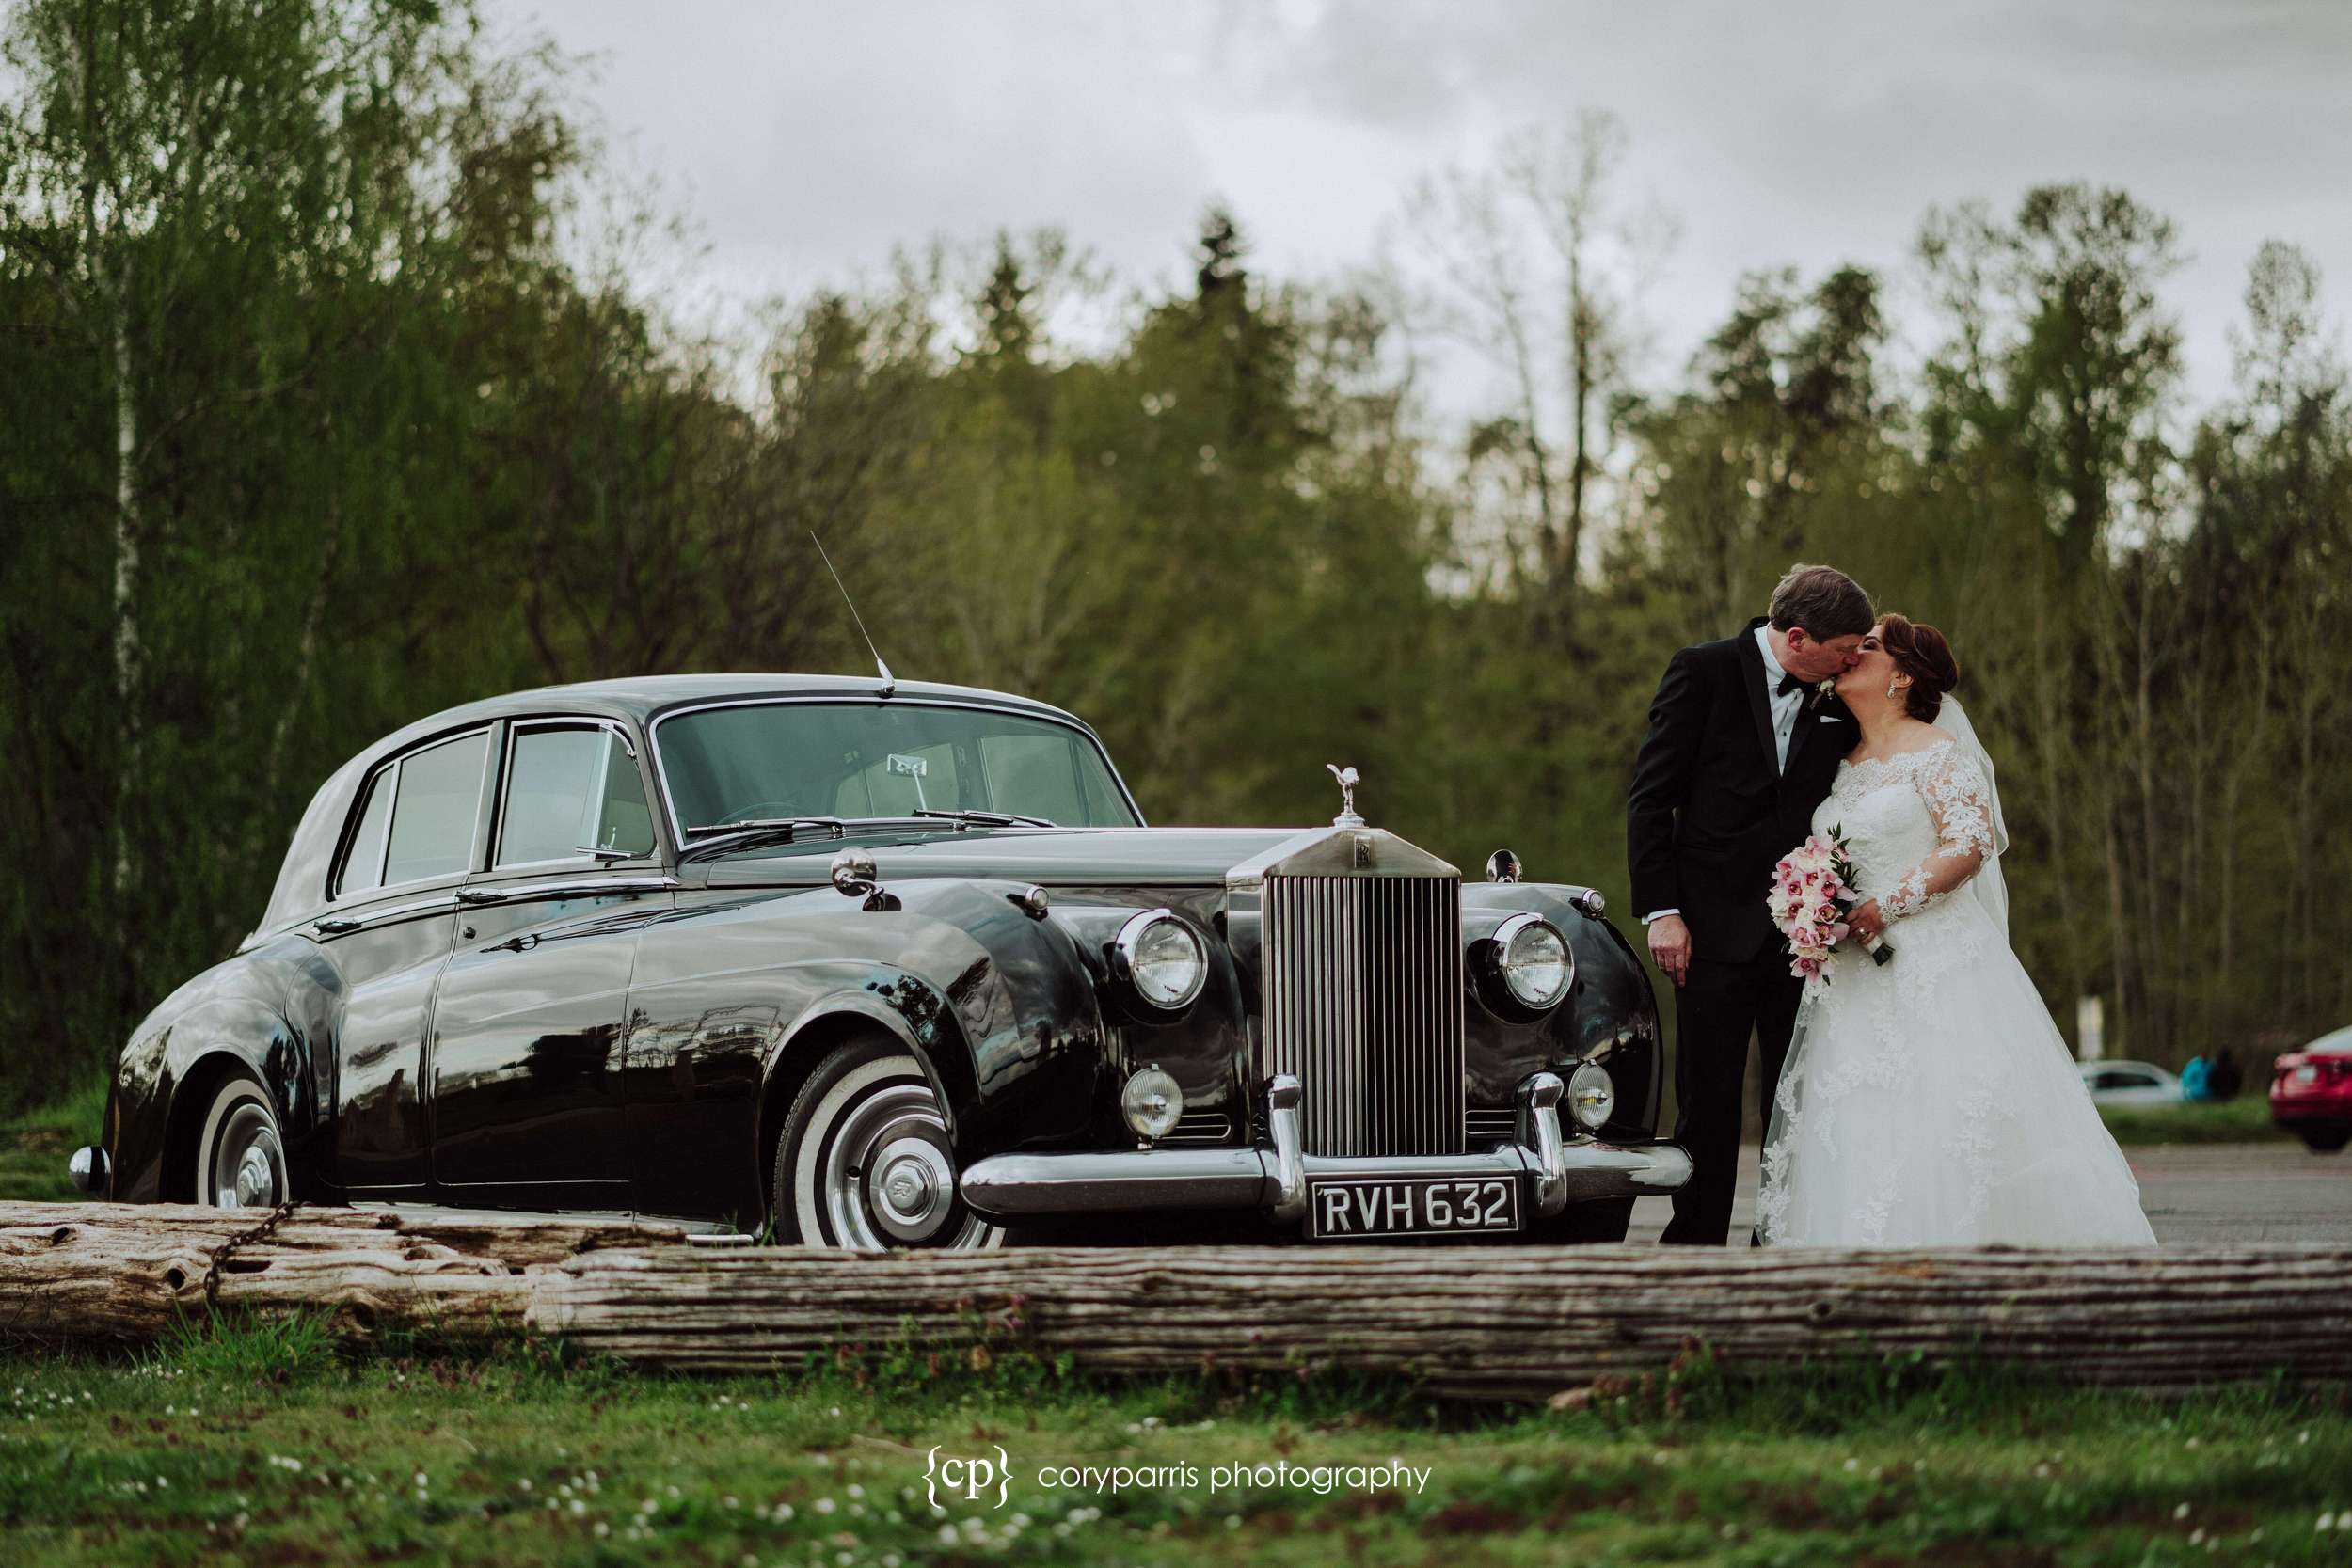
[1877,613,1961,722]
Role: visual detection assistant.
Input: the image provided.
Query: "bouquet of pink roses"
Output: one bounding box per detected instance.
[1769,827,1895,983]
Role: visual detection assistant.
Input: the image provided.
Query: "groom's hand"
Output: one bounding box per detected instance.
[1647,913,1693,988]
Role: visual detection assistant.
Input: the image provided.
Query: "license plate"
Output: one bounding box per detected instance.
[1307,1176,1520,1239]
[2296,1065,2320,1085]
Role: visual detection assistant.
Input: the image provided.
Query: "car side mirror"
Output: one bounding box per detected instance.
[831,848,898,912]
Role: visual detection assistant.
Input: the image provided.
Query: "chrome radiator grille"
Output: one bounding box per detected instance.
[1261,874,1465,1157]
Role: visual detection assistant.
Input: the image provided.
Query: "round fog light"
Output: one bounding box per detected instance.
[1567,1061,1615,1131]
[1121,1068,1184,1140]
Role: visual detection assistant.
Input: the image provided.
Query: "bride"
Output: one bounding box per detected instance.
[1755,614,2156,1248]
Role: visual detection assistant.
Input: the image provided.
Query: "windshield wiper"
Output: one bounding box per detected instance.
[913,808,1057,830]
[678,817,848,863]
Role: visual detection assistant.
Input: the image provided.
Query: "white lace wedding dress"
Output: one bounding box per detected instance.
[1756,712,2156,1248]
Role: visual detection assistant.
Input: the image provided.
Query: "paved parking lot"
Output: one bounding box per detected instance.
[1630,1140,2352,1246]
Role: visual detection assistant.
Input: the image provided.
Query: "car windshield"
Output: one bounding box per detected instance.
[656,702,1140,838]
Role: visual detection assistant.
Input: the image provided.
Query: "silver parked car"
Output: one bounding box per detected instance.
[2077,1059,2183,1108]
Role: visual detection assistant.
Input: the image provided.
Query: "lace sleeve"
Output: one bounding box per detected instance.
[1880,745,1996,921]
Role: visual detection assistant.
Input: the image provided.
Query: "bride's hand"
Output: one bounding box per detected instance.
[1848,900,1886,943]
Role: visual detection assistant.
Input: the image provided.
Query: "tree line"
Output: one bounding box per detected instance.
[5,0,2346,1112]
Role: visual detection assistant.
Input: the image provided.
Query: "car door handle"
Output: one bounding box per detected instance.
[456,888,507,906]
[313,918,360,935]
[485,932,541,954]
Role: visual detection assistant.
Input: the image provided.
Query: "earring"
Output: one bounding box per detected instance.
[1887,678,1900,701]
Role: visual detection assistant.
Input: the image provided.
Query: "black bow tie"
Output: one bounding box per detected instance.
[1777,673,1805,697]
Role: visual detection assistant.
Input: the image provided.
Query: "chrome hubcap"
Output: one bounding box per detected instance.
[818,1081,997,1250]
[211,1104,284,1209]
[869,1134,956,1242]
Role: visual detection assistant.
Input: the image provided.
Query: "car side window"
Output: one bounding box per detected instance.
[593,732,655,856]
[498,725,656,866]
[381,731,489,886]
[498,726,604,867]
[337,766,395,896]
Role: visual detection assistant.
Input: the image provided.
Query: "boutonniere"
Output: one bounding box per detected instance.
[1812,677,1838,705]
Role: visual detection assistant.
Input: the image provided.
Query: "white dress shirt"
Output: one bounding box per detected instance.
[1643,626,1801,927]
[1756,623,1803,774]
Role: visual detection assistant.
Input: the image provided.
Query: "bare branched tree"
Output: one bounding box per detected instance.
[1393,111,1676,644]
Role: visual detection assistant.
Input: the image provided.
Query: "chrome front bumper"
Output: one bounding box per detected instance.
[959,1071,1692,1227]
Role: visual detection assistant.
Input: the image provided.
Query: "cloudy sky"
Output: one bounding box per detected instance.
[483,0,2352,420]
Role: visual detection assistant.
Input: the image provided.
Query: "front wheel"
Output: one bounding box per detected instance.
[2295,1125,2351,1154]
[191,1075,289,1209]
[773,1037,1003,1250]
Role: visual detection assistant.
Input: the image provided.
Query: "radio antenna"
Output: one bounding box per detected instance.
[810,531,894,697]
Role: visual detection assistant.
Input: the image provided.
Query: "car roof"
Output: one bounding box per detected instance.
[2306,1026,2352,1055]
[2079,1060,2171,1074]
[251,673,1099,940]
[365,673,1084,756]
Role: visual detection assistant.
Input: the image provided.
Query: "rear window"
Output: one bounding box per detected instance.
[334,730,489,895]
[337,768,395,896]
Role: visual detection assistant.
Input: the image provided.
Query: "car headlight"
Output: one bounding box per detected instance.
[1487,913,1573,1010]
[1111,909,1207,1010]
[1567,1060,1615,1131]
[1120,1067,1184,1139]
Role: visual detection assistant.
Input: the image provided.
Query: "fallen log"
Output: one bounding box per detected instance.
[6,1203,2348,1398]
[527,1243,2352,1396]
[0,1202,691,1345]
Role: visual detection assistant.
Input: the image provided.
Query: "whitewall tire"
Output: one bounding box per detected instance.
[190,1075,289,1210]
[774,1038,1003,1250]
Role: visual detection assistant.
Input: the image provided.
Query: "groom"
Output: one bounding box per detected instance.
[1628,564,1874,1245]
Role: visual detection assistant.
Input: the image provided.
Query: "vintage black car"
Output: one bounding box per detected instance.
[72,674,1691,1245]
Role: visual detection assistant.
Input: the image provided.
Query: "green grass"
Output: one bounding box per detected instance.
[2098,1094,2287,1147]
[0,1078,107,1204]
[2,1321,2348,1566]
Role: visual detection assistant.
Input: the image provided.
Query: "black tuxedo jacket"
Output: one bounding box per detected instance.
[1626,619,1853,965]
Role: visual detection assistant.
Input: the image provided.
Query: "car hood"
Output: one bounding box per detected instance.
[701,826,1304,888]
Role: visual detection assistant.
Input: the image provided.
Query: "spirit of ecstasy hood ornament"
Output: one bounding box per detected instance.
[1327,764,1364,828]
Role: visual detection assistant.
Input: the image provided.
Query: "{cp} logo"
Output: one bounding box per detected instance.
[924,1445,1011,1511]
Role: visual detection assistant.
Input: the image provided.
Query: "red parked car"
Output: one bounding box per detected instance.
[2270,1027,2352,1153]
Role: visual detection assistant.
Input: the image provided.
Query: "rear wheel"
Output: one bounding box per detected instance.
[190,1076,289,1210]
[773,1037,1003,1250]
[2295,1125,2351,1154]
